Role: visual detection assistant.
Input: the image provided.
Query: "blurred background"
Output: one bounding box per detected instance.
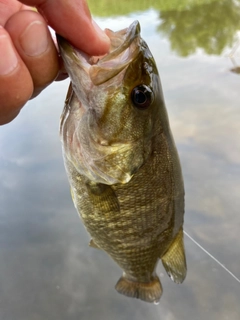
[0,0,240,319]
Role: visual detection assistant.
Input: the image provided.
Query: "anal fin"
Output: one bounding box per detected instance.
[115,274,162,303]
[161,228,187,284]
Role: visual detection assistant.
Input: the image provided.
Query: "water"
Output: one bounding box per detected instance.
[0,1,240,319]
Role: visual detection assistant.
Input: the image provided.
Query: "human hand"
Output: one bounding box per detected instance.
[0,0,110,125]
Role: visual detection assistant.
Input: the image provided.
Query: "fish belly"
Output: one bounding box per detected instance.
[64,134,185,302]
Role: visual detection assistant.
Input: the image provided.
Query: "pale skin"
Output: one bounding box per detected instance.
[0,0,110,125]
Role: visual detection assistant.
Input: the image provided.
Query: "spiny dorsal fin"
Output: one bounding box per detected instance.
[161,228,187,284]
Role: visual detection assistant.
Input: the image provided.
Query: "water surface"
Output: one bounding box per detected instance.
[0,1,240,319]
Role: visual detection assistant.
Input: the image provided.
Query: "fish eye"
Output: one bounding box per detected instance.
[131,85,152,109]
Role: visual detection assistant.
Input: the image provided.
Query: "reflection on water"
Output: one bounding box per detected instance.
[158,0,240,56]
[0,1,240,319]
[89,0,240,57]
[88,0,217,16]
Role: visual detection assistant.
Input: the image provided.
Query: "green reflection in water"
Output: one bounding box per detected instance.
[158,0,240,56]
[89,0,240,57]
[88,0,214,16]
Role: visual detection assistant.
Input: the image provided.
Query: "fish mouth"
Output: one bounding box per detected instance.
[57,21,141,88]
[58,21,151,185]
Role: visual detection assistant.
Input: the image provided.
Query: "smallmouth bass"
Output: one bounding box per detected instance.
[57,21,186,303]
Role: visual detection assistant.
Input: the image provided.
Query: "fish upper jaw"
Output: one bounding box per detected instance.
[57,21,141,100]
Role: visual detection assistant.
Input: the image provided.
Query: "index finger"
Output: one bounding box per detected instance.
[18,0,110,55]
[0,0,30,25]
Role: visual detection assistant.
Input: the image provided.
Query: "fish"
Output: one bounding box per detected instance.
[57,20,186,304]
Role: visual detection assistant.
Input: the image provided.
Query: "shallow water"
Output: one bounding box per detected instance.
[1,1,240,319]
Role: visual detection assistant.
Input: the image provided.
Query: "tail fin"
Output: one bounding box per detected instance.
[115,274,162,303]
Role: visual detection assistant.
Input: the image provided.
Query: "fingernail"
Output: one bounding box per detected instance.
[92,20,110,44]
[20,21,48,56]
[0,34,18,75]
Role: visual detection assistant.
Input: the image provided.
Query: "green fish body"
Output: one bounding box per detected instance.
[57,21,186,303]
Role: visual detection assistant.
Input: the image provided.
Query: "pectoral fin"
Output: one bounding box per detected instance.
[161,228,187,284]
[70,187,74,201]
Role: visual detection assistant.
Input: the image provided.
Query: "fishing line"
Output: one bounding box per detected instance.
[184,230,240,284]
